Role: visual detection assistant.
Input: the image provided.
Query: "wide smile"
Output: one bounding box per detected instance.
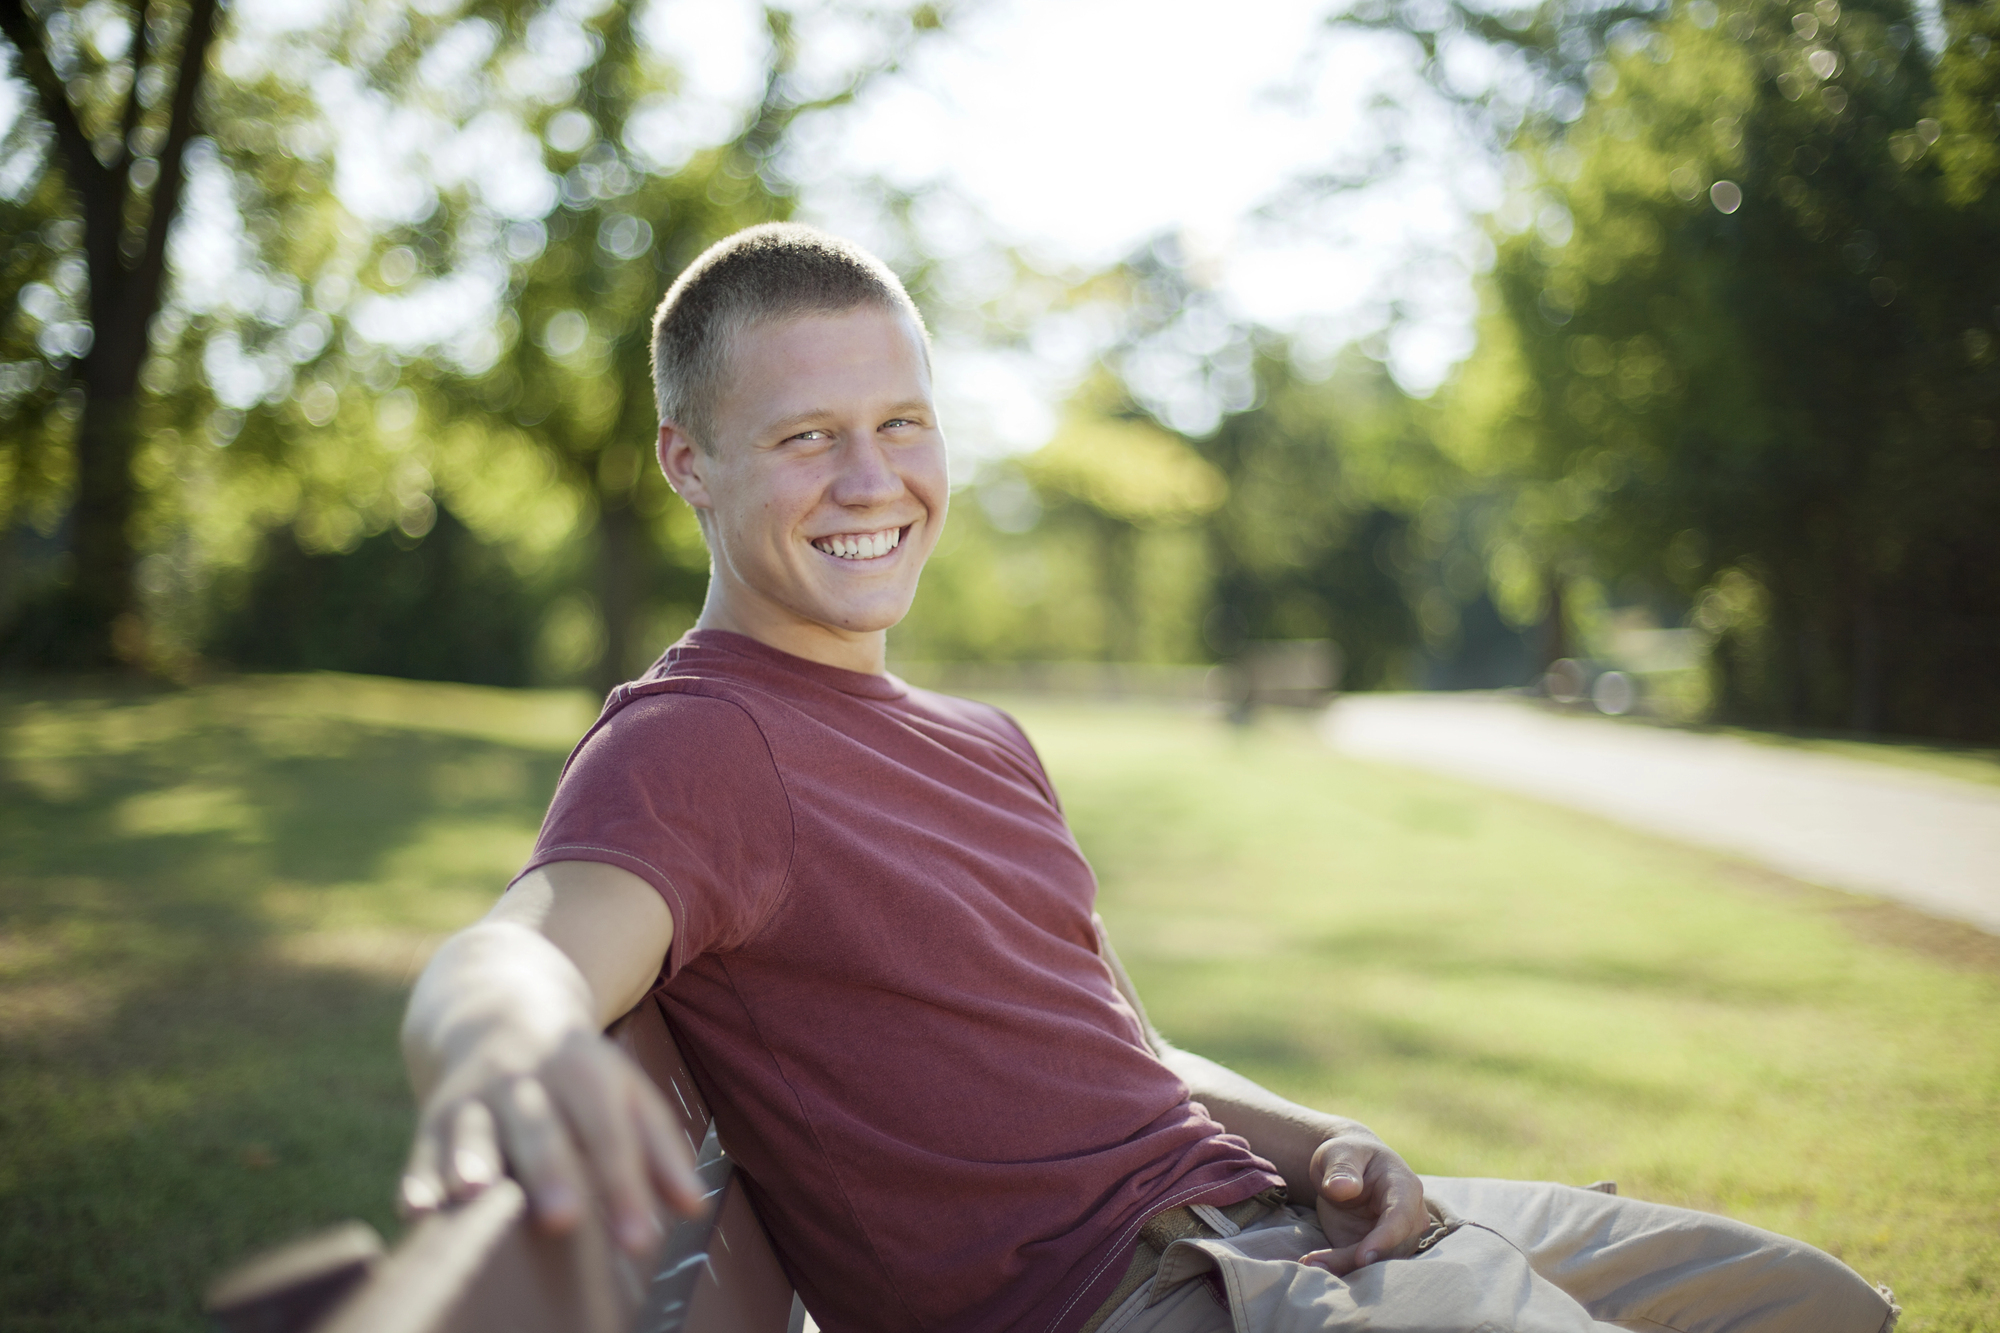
[811,525,908,562]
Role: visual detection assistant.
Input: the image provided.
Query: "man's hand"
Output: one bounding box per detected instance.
[1299,1131,1428,1276]
[400,1024,706,1254]
[399,862,699,1255]
[1094,917,1431,1278]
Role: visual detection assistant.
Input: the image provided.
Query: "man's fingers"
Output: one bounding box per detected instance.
[443,1099,501,1201]
[1306,1133,1430,1273]
[550,1051,660,1255]
[1300,1243,1367,1277]
[493,1076,588,1233]
[1355,1171,1428,1263]
[399,1130,446,1218]
[630,1077,708,1216]
[406,1031,698,1255]
[1313,1140,1370,1204]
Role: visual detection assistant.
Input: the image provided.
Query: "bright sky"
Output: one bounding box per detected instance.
[797,0,1502,460]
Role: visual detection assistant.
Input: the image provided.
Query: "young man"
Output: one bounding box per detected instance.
[399,224,1895,1333]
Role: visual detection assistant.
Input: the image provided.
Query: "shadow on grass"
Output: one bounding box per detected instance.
[1145,966,1701,1128]
[0,678,572,1332]
[0,965,413,1332]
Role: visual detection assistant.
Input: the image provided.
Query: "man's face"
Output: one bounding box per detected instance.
[664,305,948,657]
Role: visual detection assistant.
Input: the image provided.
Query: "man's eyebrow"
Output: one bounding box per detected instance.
[760,401,934,437]
[762,409,834,438]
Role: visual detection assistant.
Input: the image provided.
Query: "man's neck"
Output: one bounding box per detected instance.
[693,594,889,677]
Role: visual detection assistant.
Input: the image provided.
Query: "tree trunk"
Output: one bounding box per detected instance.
[1779,607,1808,729]
[594,497,643,696]
[0,0,218,667]
[1536,567,1569,670]
[1849,587,1882,736]
[67,387,142,661]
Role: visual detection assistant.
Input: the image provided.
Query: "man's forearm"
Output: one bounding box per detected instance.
[1155,1041,1379,1202]
[401,920,598,1100]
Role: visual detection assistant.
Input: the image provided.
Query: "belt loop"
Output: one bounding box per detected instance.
[1188,1203,1240,1238]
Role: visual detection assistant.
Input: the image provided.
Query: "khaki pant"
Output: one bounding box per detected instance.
[1096,1178,1897,1333]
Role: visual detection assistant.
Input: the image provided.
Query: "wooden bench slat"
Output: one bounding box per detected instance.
[203,1220,382,1333]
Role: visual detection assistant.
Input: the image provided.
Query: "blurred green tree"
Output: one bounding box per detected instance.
[0,0,220,664]
[894,366,1222,669]
[899,237,1502,688]
[207,505,540,685]
[1097,240,1481,690]
[1199,346,1465,690]
[2,0,947,688]
[0,0,552,667]
[1931,0,2000,204]
[1365,0,2000,737]
[1021,370,1224,661]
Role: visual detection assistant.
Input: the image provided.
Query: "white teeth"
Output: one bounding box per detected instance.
[815,528,903,560]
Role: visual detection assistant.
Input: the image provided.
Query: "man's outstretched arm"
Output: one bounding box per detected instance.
[400,860,707,1254]
[1094,916,1430,1276]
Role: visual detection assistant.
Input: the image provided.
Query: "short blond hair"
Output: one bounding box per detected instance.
[650,223,929,448]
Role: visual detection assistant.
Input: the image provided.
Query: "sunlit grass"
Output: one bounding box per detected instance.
[1,678,1993,1330]
[1010,700,1998,1333]
[0,674,593,1333]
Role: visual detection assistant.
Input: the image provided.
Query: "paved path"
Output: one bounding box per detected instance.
[1322,693,2000,935]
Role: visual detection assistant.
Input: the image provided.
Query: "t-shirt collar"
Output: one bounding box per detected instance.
[672,629,909,700]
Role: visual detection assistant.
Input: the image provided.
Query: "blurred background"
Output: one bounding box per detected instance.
[2,0,1998,1329]
[4,0,1995,732]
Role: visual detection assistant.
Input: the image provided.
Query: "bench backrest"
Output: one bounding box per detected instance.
[206,995,801,1333]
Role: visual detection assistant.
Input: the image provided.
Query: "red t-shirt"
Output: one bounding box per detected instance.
[518,631,1281,1333]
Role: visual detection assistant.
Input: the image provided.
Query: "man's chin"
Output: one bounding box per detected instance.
[834,609,915,637]
[813,595,918,638]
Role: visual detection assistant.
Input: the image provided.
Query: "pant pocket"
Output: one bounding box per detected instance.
[1410,1196,1465,1256]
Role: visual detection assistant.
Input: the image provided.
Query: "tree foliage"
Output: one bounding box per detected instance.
[0,0,219,663]
[1195,347,1483,690]
[1932,0,2000,203]
[0,0,587,665]
[1424,0,2000,738]
[1,0,944,687]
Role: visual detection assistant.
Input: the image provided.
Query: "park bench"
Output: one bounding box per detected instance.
[204,994,808,1333]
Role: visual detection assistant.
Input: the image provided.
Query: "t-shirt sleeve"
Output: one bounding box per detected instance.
[515,690,794,981]
[982,702,1063,814]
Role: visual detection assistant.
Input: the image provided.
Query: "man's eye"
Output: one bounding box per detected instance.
[883,418,918,430]
[789,429,828,443]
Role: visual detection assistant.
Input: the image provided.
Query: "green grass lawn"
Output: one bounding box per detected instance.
[1,677,1994,1331]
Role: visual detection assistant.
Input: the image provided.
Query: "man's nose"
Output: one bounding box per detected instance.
[830,434,903,508]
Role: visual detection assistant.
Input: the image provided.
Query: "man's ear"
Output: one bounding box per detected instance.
[659,422,713,510]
